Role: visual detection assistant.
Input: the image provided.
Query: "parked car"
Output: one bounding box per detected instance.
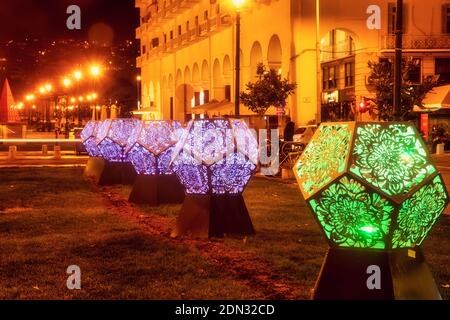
[293,125,317,147]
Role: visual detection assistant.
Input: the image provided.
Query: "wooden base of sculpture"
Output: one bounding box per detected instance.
[172,194,255,238]
[128,174,185,206]
[313,247,442,300]
[83,157,105,184]
[84,157,136,186]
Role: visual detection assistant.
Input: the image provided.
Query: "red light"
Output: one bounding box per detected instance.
[359,99,368,113]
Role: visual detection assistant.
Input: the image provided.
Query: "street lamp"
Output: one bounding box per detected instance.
[61,78,72,127]
[25,94,35,125]
[136,76,141,109]
[44,83,53,92]
[90,65,102,120]
[63,77,72,88]
[393,0,403,120]
[232,0,245,117]
[38,83,52,128]
[74,70,83,80]
[316,0,321,124]
[73,70,83,124]
[90,65,101,78]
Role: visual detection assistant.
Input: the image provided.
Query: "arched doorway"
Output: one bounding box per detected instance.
[250,41,263,79]
[149,81,155,107]
[162,76,169,120]
[213,58,223,101]
[168,74,175,120]
[192,63,200,85]
[155,82,161,117]
[142,83,148,108]
[223,55,232,102]
[267,34,282,72]
[200,60,210,105]
[174,69,184,120]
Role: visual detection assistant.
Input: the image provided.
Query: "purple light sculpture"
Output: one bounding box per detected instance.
[81,120,102,157]
[125,120,185,205]
[96,118,141,162]
[171,118,258,238]
[85,118,140,186]
[126,120,183,175]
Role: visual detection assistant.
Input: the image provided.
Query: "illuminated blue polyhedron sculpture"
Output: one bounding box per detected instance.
[126,121,183,175]
[81,120,102,157]
[171,119,259,195]
[96,119,141,162]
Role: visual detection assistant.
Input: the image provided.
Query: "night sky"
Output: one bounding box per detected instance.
[0,0,139,42]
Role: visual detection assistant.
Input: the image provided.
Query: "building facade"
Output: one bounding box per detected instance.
[136,0,450,127]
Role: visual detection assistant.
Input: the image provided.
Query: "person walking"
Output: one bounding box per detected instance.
[283,121,295,142]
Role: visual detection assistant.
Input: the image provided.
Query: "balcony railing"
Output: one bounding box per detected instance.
[136,26,143,39]
[138,0,201,23]
[382,34,450,50]
[137,13,232,66]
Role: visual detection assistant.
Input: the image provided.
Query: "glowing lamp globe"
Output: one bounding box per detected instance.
[294,122,449,300]
[126,120,183,175]
[96,118,141,162]
[171,118,258,238]
[81,120,102,157]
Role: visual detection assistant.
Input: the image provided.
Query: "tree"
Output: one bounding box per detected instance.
[367,58,438,121]
[240,63,296,116]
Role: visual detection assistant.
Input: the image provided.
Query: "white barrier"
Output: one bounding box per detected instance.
[54,146,62,160]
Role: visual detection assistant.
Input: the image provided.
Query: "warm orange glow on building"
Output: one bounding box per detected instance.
[136,0,450,126]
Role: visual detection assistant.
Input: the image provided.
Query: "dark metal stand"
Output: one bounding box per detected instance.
[313,247,442,300]
[84,157,136,186]
[172,194,255,238]
[128,174,185,206]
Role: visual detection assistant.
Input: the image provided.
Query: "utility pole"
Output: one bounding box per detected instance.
[316,0,322,124]
[393,0,403,121]
[235,11,241,117]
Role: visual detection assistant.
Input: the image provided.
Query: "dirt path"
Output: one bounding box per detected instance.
[96,185,304,300]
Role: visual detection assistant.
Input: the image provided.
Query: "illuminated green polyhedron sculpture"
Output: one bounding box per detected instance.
[294,122,449,250]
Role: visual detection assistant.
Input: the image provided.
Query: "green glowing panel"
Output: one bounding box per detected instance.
[294,123,354,200]
[392,175,447,249]
[350,124,436,198]
[309,176,394,249]
[294,122,449,250]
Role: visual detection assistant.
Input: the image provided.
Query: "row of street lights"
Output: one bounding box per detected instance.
[17,64,104,126]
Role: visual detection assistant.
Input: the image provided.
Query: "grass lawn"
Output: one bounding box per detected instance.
[0,168,449,299]
[0,168,262,299]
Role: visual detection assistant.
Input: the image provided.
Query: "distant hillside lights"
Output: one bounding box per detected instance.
[67,5,81,30]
